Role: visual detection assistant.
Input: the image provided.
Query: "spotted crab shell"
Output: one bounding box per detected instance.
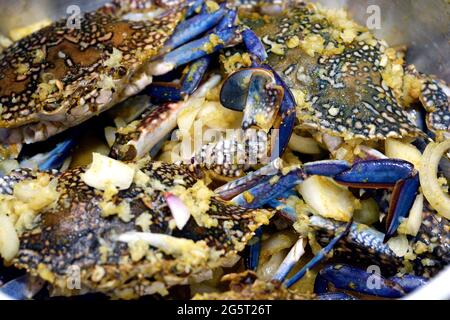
[0,161,274,299]
[0,8,183,144]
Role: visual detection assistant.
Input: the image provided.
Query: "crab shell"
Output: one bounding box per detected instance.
[0,6,184,144]
[193,271,313,300]
[0,161,274,299]
[237,3,429,141]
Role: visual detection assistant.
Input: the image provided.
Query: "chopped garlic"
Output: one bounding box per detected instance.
[135,212,152,232]
[104,48,123,68]
[300,34,324,57]
[100,200,132,222]
[170,181,216,228]
[387,235,410,257]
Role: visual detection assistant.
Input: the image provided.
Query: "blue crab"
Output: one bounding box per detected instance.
[0,158,274,299]
[0,0,243,145]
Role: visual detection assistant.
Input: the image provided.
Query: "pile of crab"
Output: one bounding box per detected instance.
[0,0,448,300]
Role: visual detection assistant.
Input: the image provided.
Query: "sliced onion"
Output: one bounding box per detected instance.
[419,140,450,219]
[288,133,322,154]
[353,198,380,225]
[385,138,422,168]
[405,193,424,237]
[104,126,117,148]
[257,250,287,281]
[0,214,19,261]
[0,160,19,176]
[164,192,191,230]
[298,175,356,222]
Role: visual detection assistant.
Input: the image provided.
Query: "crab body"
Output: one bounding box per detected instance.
[0,160,273,298]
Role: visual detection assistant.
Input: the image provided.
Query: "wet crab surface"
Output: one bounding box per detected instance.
[0,0,449,300]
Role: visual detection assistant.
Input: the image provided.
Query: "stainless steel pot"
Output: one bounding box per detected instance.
[0,0,449,300]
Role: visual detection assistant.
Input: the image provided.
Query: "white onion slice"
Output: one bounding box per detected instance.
[104,126,117,148]
[0,214,19,261]
[298,176,355,222]
[385,138,422,168]
[164,192,191,230]
[419,140,450,219]
[288,133,322,154]
[405,193,424,236]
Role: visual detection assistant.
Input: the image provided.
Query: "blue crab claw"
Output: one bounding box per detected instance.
[242,29,268,63]
[390,274,428,293]
[334,159,416,188]
[384,174,420,242]
[149,26,241,76]
[316,292,358,300]
[147,56,211,102]
[220,66,294,157]
[263,65,297,160]
[284,221,352,288]
[332,159,419,239]
[316,264,405,298]
[242,70,284,131]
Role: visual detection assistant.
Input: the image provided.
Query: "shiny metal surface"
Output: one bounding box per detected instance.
[0,0,448,300]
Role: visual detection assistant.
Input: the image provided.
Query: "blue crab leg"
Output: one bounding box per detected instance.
[316,292,357,300]
[215,8,237,30]
[316,264,405,298]
[161,6,226,52]
[20,136,78,171]
[272,238,305,282]
[303,160,351,177]
[333,159,419,238]
[110,101,186,160]
[147,8,237,103]
[284,221,352,288]
[231,165,305,209]
[266,199,297,221]
[384,175,420,242]
[149,27,241,76]
[215,158,283,200]
[245,227,263,271]
[390,275,427,293]
[147,56,211,102]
